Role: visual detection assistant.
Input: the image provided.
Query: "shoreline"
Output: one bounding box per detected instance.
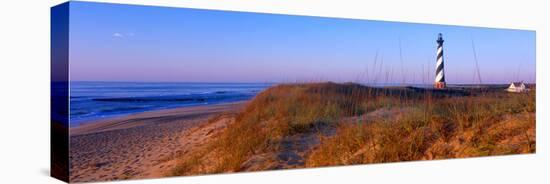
[70,101,247,135]
[70,100,250,127]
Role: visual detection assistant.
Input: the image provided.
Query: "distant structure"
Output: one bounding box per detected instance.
[435,33,446,89]
[507,82,526,93]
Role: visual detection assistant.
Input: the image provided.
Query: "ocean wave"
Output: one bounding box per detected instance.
[99,106,146,113]
[92,97,208,102]
[69,82,271,125]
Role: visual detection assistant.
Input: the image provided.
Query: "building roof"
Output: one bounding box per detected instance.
[510,82,525,88]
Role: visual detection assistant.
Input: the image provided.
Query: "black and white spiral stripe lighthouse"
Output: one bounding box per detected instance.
[434,33,446,89]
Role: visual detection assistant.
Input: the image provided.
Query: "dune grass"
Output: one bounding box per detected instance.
[306,87,535,166]
[211,83,371,172]
[171,82,535,175]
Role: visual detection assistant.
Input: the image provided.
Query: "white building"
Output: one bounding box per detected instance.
[507,82,526,93]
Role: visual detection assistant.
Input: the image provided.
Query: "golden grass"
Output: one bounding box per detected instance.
[211,83,370,172]
[170,82,535,175]
[306,87,535,166]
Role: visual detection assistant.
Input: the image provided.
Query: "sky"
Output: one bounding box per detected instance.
[67,1,536,84]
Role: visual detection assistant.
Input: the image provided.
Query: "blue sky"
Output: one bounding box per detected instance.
[67,1,536,84]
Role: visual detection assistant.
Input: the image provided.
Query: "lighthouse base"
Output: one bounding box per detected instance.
[434,82,446,89]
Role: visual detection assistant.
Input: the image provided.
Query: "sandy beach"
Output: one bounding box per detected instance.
[69,102,245,182]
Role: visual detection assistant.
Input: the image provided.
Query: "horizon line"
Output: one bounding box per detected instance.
[67,80,535,85]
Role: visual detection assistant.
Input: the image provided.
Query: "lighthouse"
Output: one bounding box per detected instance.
[435,33,446,89]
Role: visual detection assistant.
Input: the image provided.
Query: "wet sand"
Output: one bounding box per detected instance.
[69,102,245,182]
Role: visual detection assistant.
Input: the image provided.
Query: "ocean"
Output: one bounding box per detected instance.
[69,82,272,126]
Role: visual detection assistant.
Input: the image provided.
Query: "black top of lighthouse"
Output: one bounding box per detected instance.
[437,33,444,44]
